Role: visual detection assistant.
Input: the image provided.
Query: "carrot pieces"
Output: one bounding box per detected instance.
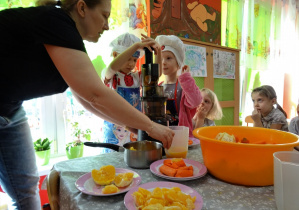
[175,167,194,177]
[173,159,186,167]
[179,166,193,170]
[188,140,193,145]
[159,165,177,177]
[160,159,193,177]
[163,159,179,169]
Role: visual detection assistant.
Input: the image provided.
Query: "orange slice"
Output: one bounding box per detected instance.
[91,165,115,185]
[114,172,134,187]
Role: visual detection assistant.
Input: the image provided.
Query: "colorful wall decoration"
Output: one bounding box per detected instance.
[149,0,221,44]
[184,44,207,77]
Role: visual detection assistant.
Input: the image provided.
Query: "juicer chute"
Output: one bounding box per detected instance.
[138,48,168,142]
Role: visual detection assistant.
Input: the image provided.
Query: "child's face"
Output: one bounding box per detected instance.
[113,126,129,141]
[161,51,179,76]
[200,92,213,113]
[120,56,138,74]
[251,92,275,117]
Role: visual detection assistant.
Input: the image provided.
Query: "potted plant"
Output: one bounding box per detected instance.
[34,138,52,166]
[66,120,91,159]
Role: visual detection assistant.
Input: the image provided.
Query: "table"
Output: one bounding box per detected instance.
[53,145,277,210]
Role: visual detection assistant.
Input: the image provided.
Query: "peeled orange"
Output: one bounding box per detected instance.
[171,158,183,163]
[102,184,119,194]
[114,172,134,187]
[91,165,116,185]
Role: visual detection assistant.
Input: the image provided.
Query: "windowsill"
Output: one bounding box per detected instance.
[38,155,68,176]
[37,146,103,176]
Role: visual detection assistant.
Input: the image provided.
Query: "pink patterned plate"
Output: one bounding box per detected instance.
[124,181,203,210]
[150,159,207,181]
[75,168,141,196]
[189,137,200,147]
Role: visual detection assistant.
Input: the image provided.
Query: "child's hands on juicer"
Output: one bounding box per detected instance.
[140,34,161,55]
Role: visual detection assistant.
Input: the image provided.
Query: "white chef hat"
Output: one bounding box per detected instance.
[155,35,185,68]
[109,33,144,58]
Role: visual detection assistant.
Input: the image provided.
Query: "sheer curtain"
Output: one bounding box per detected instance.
[223,0,299,123]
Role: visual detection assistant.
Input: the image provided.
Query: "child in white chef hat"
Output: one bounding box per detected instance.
[155,35,202,137]
[101,33,160,152]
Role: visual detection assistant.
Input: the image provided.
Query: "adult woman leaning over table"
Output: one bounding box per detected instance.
[0,0,174,209]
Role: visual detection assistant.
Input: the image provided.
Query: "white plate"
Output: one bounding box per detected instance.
[75,168,141,196]
[124,181,204,210]
[189,137,200,147]
[150,158,207,181]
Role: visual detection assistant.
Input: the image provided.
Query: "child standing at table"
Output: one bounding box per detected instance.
[193,88,223,129]
[289,103,299,135]
[102,33,160,150]
[155,35,202,137]
[251,85,288,131]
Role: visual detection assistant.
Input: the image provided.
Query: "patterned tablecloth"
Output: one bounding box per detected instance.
[53,144,277,210]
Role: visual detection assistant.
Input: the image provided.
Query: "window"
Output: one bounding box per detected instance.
[24,89,104,157]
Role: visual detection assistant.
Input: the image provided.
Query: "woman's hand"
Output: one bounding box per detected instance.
[146,122,174,149]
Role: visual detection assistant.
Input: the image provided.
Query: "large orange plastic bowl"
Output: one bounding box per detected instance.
[193,126,299,186]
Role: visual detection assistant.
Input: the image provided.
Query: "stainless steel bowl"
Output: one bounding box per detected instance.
[123,141,163,168]
[84,140,163,169]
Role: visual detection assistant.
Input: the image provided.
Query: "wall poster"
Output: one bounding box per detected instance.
[213,50,236,79]
[185,44,207,77]
[149,0,221,44]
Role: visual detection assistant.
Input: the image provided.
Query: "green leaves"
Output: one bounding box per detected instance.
[33,138,52,151]
[66,140,83,151]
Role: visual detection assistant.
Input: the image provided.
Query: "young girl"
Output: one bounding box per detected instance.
[155,35,202,137]
[251,85,288,131]
[193,88,223,129]
[289,103,299,135]
[102,33,160,149]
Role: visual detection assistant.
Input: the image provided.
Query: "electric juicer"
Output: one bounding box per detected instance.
[137,48,168,143]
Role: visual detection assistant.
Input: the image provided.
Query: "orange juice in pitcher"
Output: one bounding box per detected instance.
[165,126,189,158]
[165,147,188,158]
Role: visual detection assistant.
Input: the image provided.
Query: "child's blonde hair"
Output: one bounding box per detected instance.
[202,88,223,120]
[251,85,287,118]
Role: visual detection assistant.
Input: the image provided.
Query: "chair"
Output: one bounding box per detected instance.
[46,169,60,210]
[245,115,254,126]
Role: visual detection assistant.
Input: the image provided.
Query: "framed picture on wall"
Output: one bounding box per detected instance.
[148,0,221,44]
[185,44,207,77]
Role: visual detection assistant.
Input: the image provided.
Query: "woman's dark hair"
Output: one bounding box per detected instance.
[35,0,104,13]
[252,85,287,118]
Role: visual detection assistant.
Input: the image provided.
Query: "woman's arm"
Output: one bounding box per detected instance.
[71,89,121,125]
[44,44,174,148]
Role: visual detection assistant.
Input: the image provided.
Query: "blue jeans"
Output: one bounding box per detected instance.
[0,107,41,210]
